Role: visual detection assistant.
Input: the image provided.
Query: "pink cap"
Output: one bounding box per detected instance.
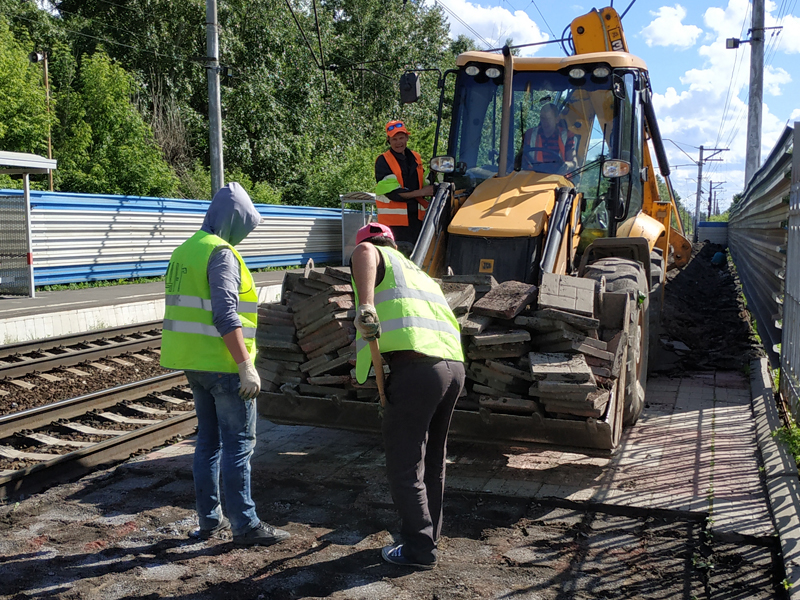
[356,222,395,245]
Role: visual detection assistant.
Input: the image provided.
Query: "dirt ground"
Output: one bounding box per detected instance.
[656,243,764,373]
[0,449,784,600]
[0,243,784,599]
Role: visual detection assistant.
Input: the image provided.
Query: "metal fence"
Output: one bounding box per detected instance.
[728,123,800,415]
[782,126,800,416]
[0,190,342,288]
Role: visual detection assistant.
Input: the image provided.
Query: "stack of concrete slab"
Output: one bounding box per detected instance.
[263,268,629,424]
[255,303,304,392]
[289,267,358,399]
[527,352,611,419]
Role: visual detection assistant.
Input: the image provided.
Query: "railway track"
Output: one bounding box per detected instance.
[0,372,196,500]
[0,321,163,380]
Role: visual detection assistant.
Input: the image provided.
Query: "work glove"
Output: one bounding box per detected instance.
[355,304,381,342]
[237,358,261,400]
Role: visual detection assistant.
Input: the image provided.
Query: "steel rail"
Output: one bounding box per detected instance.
[0,323,163,379]
[0,372,186,437]
[0,411,197,500]
[0,372,194,499]
[0,320,163,358]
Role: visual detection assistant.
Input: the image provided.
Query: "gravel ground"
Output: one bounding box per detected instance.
[0,350,170,415]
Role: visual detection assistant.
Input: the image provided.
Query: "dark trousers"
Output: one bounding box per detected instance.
[382,355,466,563]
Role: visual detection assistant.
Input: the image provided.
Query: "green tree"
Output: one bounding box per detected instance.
[0,16,55,156]
[57,51,179,196]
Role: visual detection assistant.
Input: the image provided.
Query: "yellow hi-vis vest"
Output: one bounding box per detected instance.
[353,246,464,384]
[160,230,258,373]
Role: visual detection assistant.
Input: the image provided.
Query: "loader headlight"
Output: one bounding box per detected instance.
[602,159,631,178]
[568,67,586,79]
[430,156,456,173]
[592,66,611,78]
[485,67,502,79]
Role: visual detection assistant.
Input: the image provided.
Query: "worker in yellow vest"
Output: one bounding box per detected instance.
[160,182,290,547]
[374,120,435,254]
[351,222,465,569]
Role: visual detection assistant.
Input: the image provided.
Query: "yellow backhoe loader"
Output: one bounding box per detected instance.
[258,6,692,453]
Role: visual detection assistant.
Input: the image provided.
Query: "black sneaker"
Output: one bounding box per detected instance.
[381,544,437,570]
[233,522,291,547]
[189,517,231,540]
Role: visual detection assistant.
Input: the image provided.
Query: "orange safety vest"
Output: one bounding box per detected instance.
[377,149,428,226]
[522,127,573,168]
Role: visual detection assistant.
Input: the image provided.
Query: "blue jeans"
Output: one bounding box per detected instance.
[185,371,260,536]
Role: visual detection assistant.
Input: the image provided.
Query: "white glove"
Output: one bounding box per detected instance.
[355,304,381,342]
[237,358,261,400]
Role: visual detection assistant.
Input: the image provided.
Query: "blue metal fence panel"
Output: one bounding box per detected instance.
[0,190,342,285]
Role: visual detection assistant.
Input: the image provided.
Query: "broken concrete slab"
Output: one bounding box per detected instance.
[437,282,476,315]
[472,328,531,347]
[307,374,351,386]
[484,359,533,382]
[472,383,524,399]
[306,330,355,359]
[293,296,356,329]
[534,329,608,351]
[293,285,354,316]
[472,281,538,320]
[296,310,355,340]
[478,395,541,415]
[538,273,595,317]
[307,354,353,378]
[537,339,614,362]
[466,343,531,360]
[460,313,494,335]
[299,353,337,374]
[528,352,595,383]
[530,308,600,331]
[298,320,355,350]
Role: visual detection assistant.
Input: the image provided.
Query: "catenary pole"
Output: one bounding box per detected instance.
[694,145,704,241]
[207,0,224,196]
[745,0,764,186]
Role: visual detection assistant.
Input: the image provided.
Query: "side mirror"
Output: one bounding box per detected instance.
[602,160,631,178]
[399,72,421,104]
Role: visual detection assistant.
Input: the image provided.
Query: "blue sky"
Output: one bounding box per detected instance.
[430,0,800,213]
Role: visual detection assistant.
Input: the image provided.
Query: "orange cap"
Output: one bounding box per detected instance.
[385,120,409,137]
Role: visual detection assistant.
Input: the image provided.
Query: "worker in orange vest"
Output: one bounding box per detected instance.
[374,120,435,254]
[520,103,577,175]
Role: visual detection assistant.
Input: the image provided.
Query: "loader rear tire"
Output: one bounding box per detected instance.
[582,257,650,426]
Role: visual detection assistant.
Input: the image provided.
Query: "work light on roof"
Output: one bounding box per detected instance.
[592,66,611,78]
[465,65,480,76]
[568,67,586,79]
[485,67,501,78]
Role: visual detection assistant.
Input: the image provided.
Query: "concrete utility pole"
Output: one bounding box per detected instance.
[693,146,728,240]
[745,0,765,186]
[694,145,704,240]
[206,0,224,197]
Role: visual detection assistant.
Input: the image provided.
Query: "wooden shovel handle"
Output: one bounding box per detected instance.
[368,339,387,407]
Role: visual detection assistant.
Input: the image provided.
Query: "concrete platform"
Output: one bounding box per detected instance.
[0,272,286,345]
[127,358,800,595]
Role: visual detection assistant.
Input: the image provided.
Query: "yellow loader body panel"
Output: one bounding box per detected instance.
[448,171,569,238]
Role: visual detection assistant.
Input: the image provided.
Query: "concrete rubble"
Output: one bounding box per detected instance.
[258,268,634,425]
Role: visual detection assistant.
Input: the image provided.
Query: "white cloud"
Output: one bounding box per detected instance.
[789,108,800,122]
[429,0,548,55]
[641,5,702,49]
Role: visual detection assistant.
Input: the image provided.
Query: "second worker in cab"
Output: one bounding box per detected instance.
[374,120,435,255]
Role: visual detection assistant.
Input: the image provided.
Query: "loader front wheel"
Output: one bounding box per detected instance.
[582,257,650,426]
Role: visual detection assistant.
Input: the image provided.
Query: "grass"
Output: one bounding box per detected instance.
[774,418,800,466]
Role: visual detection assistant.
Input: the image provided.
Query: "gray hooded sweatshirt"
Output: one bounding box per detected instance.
[200,182,261,337]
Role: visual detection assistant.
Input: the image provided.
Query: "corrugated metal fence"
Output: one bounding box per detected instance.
[0,189,342,289]
[728,124,800,416]
[782,126,800,416]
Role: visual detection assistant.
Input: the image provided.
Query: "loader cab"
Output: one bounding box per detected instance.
[445,53,646,243]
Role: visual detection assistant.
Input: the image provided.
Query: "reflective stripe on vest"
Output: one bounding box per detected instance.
[377,150,427,225]
[160,230,258,373]
[352,246,464,383]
